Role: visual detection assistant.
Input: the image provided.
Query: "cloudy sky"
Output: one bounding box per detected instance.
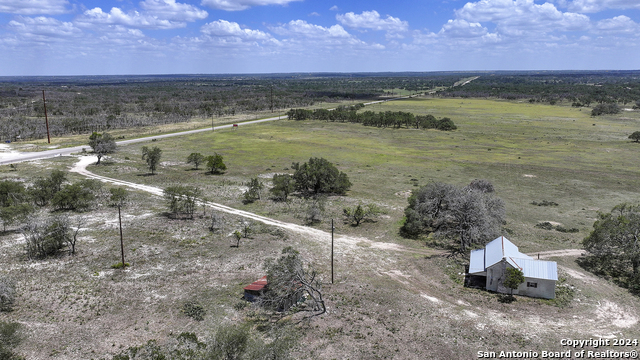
[1,0,639,75]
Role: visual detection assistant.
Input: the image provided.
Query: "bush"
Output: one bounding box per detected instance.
[343,203,383,226]
[401,182,504,252]
[531,200,559,206]
[305,197,325,224]
[206,153,226,174]
[556,226,579,233]
[29,170,67,207]
[243,178,264,204]
[270,174,294,202]
[0,276,16,312]
[436,117,457,131]
[535,222,555,230]
[182,301,205,321]
[292,157,351,196]
[0,321,23,360]
[163,185,201,219]
[22,215,71,259]
[51,179,101,211]
[591,103,621,116]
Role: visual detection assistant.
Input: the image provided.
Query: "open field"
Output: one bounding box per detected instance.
[1,97,640,359]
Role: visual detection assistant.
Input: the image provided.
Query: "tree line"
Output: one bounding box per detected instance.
[0,74,459,141]
[437,71,640,106]
[286,106,457,130]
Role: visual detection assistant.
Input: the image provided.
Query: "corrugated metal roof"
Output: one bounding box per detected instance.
[469,249,486,274]
[243,276,267,291]
[485,236,532,268]
[509,258,558,281]
[470,236,557,281]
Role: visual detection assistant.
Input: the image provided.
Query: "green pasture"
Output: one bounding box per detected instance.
[88,97,640,251]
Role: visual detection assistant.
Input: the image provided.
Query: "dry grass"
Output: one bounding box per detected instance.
[2,98,640,359]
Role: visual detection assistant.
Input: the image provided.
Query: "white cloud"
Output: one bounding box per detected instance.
[336,10,409,32]
[329,5,339,11]
[270,20,384,49]
[140,0,208,22]
[8,16,82,38]
[454,0,590,36]
[271,20,351,39]
[199,0,302,11]
[561,0,640,13]
[77,7,187,29]
[0,0,69,15]
[439,19,488,38]
[309,12,320,17]
[595,15,640,34]
[201,19,271,40]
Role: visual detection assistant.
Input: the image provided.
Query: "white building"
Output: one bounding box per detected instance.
[468,236,558,299]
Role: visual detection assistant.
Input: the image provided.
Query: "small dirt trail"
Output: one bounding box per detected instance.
[70,156,439,257]
[526,249,585,259]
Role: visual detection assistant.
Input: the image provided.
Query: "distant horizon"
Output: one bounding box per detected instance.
[1,0,639,76]
[2,69,640,80]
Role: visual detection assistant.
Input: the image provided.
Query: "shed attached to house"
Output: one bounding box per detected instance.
[469,236,558,299]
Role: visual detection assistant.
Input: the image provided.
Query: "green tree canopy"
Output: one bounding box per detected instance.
[270,173,295,202]
[292,157,351,196]
[88,132,117,165]
[629,131,640,143]
[187,152,205,170]
[163,185,201,219]
[206,153,226,174]
[141,146,162,175]
[583,203,640,292]
[401,181,505,253]
[504,267,525,298]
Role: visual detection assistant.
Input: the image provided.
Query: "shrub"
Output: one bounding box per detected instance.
[436,117,457,131]
[51,180,101,211]
[531,200,559,206]
[535,222,555,230]
[292,157,351,196]
[556,226,579,233]
[22,215,71,259]
[591,103,621,116]
[0,276,16,312]
[205,153,226,174]
[243,178,263,204]
[0,321,23,360]
[343,203,384,226]
[163,185,201,219]
[182,301,205,321]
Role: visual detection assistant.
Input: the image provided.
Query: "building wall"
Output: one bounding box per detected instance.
[485,260,556,299]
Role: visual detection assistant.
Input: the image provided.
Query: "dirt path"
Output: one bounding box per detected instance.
[526,249,585,259]
[70,155,440,257]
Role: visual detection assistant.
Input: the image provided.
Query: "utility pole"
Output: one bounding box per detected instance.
[118,204,125,267]
[331,218,334,284]
[42,90,51,144]
[270,85,274,113]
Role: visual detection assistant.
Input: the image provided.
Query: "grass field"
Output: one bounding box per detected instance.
[2,97,640,359]
[89,97,640,250]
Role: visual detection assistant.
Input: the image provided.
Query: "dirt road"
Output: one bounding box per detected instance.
[70,155,439,257]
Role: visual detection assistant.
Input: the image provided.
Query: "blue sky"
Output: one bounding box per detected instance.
[1,0,639,75]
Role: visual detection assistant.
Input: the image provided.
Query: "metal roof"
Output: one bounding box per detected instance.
[469,249,486,274]
[469,236,557,281]
[507,258,558,281]
[485,236,532,268]
[243,276,267,291]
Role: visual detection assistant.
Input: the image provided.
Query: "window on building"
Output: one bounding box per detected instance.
[527,282,538,288]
